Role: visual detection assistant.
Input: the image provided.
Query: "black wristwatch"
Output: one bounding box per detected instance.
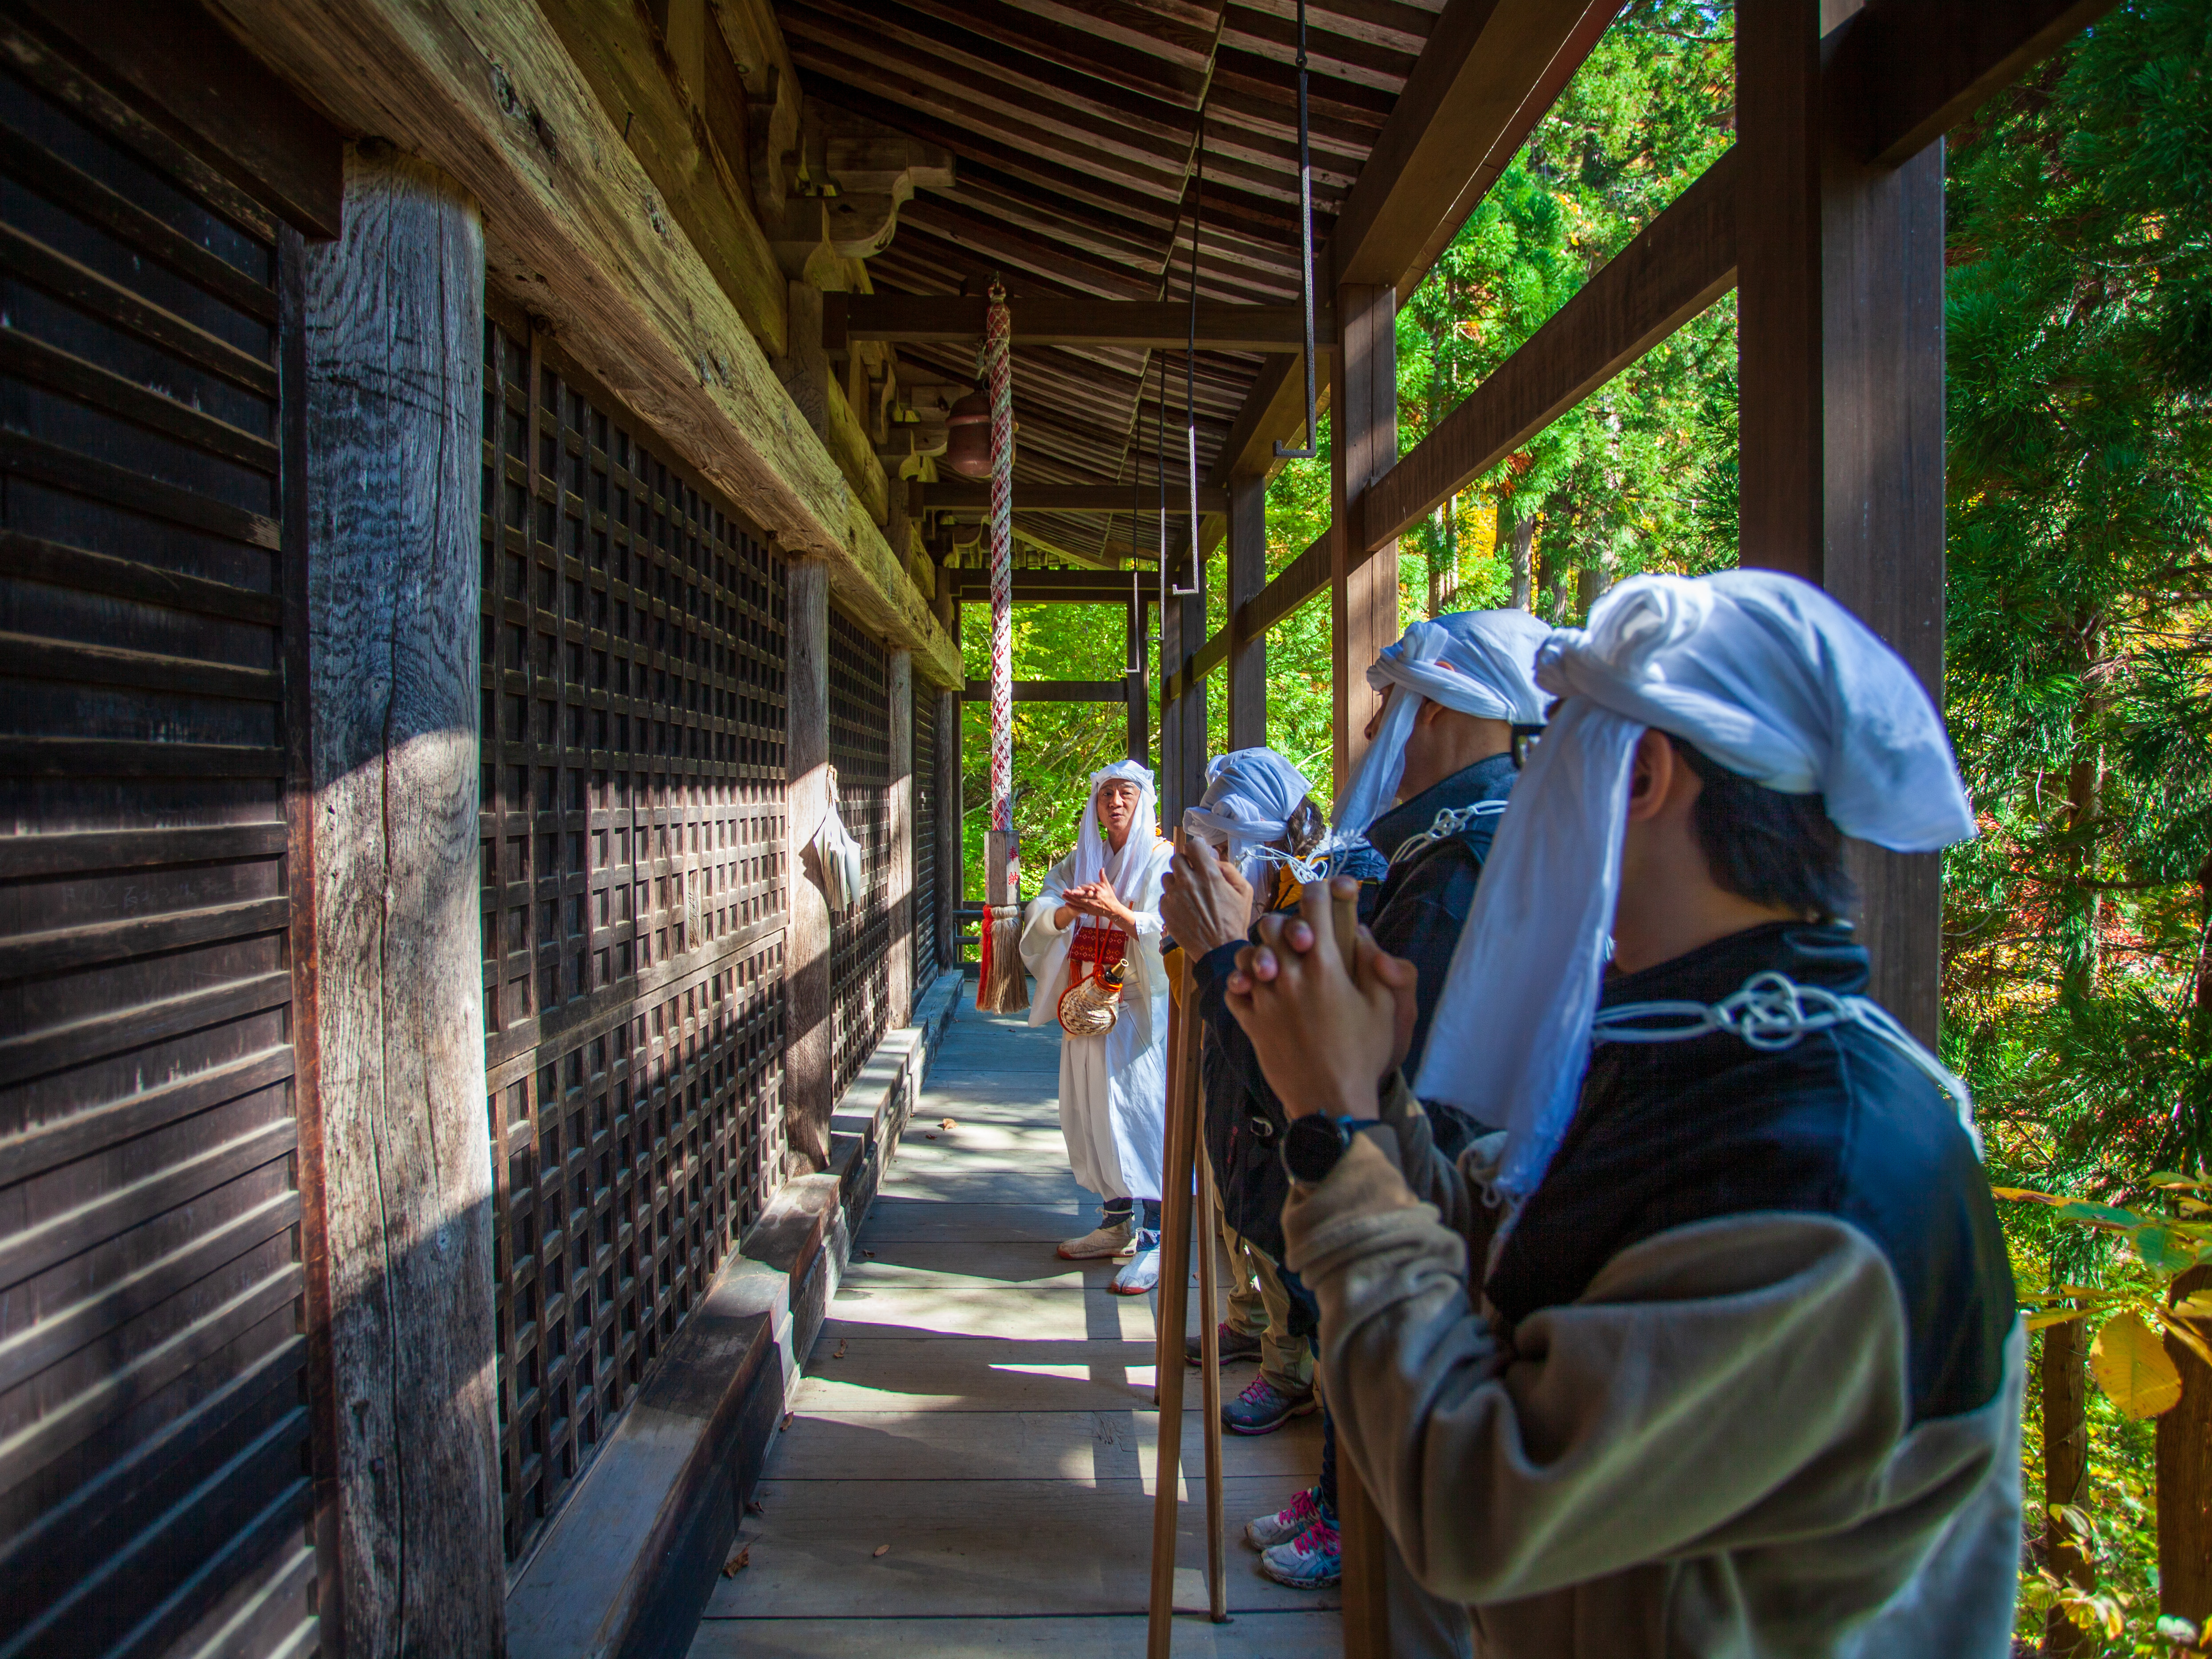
[1281,1113,1378,1187]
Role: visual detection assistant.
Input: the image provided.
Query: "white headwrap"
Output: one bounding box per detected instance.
[1330,608,1553,848]
[1073,758,1160,895]
[1412,571,1976,1199]
[1183,748,1318,888]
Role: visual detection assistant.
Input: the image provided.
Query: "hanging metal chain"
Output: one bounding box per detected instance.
[1276,0,1318,461]
[986,281,1018,893]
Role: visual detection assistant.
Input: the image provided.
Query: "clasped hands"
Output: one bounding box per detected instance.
[1224,877,1420,1122]
[1055,876,1135,931]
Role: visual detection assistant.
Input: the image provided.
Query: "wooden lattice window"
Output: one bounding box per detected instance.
[477,313,789,1563]
[913,689,938,986]
[827,605,891,1102]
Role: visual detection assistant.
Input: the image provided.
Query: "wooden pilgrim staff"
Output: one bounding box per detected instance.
[1145,830,1230,1655]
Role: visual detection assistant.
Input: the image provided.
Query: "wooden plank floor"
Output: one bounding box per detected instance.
[689,1001,1342,1656]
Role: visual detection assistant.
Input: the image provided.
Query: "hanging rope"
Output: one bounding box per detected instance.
[978,282,1030,1013]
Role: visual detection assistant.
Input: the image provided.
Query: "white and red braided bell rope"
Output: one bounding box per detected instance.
[986,283,1018,898]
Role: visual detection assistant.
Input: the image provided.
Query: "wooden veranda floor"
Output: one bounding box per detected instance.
[687,998,1342,1656]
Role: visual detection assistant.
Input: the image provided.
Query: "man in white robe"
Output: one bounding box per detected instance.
[1020,760,1176,1294]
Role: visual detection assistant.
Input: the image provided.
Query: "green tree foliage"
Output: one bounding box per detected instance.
[1939,3,2212,1648]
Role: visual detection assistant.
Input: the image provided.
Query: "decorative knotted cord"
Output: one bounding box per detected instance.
[1590,970,1979,1152]
[987,281,1015,889]
[1385,800,1508,869]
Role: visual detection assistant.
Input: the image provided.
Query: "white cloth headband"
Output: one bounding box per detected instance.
[1329,609,1552,849]
[1183,748,1316,883]
[1412,571,1977,1200]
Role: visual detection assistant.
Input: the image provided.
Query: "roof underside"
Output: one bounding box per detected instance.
[783,0,1448,569]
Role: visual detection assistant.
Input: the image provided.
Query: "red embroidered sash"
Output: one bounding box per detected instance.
[1067,921,1127,974]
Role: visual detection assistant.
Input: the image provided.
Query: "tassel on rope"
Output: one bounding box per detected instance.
[978,281,1030,1014]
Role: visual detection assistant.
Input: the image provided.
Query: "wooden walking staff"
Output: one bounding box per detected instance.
[1327,880,1393,1658]
[1145,832,1229,1655]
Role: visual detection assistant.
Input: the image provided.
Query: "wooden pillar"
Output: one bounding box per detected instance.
[300,144,504,1655]
[937,682,961,971]
[1332,284,1400,801]
[1227,472,1267,752]
[785,557,833,1167]
[2161,1266,2212,1635]
[1738,0,1947,1044]
[888,648,915,1027]
[1126,597,1150,765]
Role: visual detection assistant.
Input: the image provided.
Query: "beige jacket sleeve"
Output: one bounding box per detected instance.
[1280,1133,1916,1604]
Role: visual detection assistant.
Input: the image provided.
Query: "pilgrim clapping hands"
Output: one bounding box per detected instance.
[1225,877,1420,1122]
[1158,839,1256,957]
[1058,876,1136,931]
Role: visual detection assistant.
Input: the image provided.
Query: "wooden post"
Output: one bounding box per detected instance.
[2041,1313,2095,1655]
[1738,0,1947,1044]
[1332,284,1400,801]
[2161,1266,2212,1636]
[1227,472,1267,752]
[1175,576,1208,820]
[1128,597,1150,765]
[939,682,961,970]
[786,556,834,1166]
[888,648,915,1026]
[300,144,504,1655]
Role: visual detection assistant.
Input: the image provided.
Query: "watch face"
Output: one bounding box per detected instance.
[1282,1114,1344,1184]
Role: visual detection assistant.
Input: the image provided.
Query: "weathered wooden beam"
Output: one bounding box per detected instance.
[974,675,1130,710]
[1362,148,1741,553]
[209,0,964,687]
[931,482,1231,514]
[828,294,1332,351]
[945,572,1157,604]
[1843,0,2122,166]
[960,678,1133,702]
[301,147,505,1655]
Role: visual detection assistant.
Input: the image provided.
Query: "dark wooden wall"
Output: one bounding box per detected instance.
[0,21,323,1657]
[827,604,893,1100]
[477,311,793,1566]
[913,685,939,987]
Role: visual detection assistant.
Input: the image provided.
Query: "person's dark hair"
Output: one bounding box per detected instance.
[1285,796,1326,859]
[1666,735,1856,923]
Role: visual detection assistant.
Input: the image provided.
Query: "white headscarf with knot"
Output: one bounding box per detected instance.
[1412,570,1976,1200]
[1074,758,1160,895]
[1329,608,1554,849]
[1184,748,1318,888]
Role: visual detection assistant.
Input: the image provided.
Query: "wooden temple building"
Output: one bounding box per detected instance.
[0,0,2111,1654]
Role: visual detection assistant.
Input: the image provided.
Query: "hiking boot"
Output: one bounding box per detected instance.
[1186,1322,1264,1367]
[1244,1486,1322,1550]
[1111,1234,1162,1295]
[1258,1515,1341,1589]
[1222,1374,1316,1436]
[1057,1218,1135,1261]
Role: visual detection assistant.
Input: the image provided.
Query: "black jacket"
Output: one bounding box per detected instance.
[1192,751,1520,1262]
[1490,921,2016,1424]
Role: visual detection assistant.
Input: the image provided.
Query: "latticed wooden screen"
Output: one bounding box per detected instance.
[478,313,789,1562]
[913,689,939,987]
[827,605,891,1101]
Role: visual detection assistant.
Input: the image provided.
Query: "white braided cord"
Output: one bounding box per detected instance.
[1590,970,1979,1153]
[986,284,1017,892]
[1385,800,1508,869]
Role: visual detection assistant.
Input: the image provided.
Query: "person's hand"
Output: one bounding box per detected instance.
[1224,878,1417,1119]
[1160,840,1255,956]
[1084,874,1137,931]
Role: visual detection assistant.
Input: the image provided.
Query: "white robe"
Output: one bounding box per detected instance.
[1019,840,1174,1203]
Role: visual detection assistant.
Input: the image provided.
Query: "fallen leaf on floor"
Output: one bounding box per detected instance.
[940,1118,957,1129]
[746,1499,765,1514]
[923,1132,935,1140]
[833,1340,847,1359]
[863,1249,876,1258]
[722,1546,750,1576]
[873,1543,891,1558]
[780,1412,794,1432]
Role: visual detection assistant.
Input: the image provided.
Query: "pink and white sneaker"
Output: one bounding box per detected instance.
[1243,1485,1322,1550]
[1258,1515,1342,1589]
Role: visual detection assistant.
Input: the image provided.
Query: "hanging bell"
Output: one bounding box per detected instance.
[944,388,993,479]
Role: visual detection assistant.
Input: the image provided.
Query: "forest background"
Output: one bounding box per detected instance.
[956,2,2212,1650]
